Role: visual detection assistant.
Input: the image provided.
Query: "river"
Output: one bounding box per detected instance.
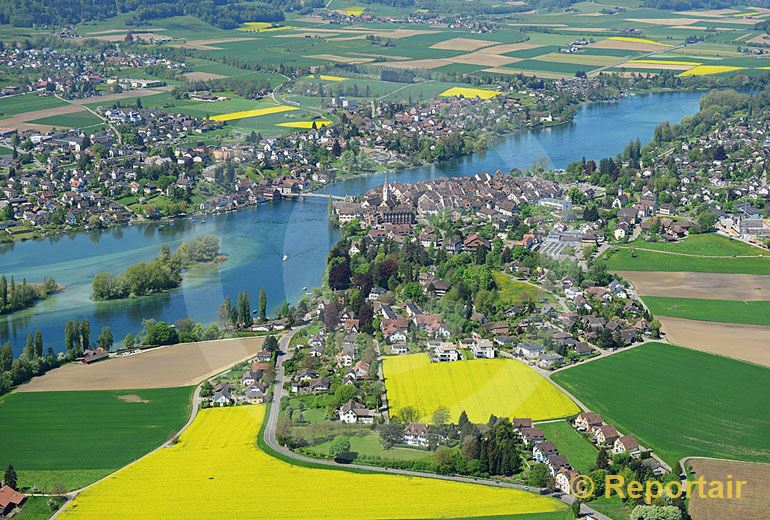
[0,91,702,355]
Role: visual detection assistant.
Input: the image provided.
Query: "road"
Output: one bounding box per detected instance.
[263,327,613,520]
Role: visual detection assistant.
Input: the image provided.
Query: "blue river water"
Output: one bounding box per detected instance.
[0,91,702,355]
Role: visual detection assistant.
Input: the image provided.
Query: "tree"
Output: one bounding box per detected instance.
[81,318,91,351]
[3,465,16,489]
[328,436,352,462]
[432,406,450,427]
[395,405,420,424]
[258,287,267,322]
[33,329,43,358]
[124,333,135,349]
[142,320,178,346]
[528,463,553,488]
[0,342,11,372]
[98,326,113,350]
[264,335,279,353]
[378,422,405,449]
[323,300,340,331]
[595,447,610,470]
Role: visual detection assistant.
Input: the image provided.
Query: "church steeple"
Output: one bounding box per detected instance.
[383,171,390,202]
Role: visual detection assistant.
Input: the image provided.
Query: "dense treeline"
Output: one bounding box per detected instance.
[92,235,221,300]
[0,0,116,27]
[0,330,59,395]
[0,0,290,29]
[641,0,769,9]
[0,275,58,315]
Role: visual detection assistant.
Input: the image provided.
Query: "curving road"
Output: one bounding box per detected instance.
[263,327,613,520]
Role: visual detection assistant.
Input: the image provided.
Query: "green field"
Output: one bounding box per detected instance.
[0,387,193,491]
[0,93,68,116]
[537,420,597,474]
[493,271,546,306]
[602,235,770,275]
[552,342,770,467]
[29,110,104,129]
[643,296,770,326]
[305,432,433,462]
[624,234,766,256]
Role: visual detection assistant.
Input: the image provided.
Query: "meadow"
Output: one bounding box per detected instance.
[536,420,597,474]
[383,354,579,423]
[623,234,765,256]
[0,387,192,491]
[58,405,568,520]
[603,247,770,274]
[492,271,547,306]
[552,342,770,467]
[643,296,770,326]
[0,93,68,116]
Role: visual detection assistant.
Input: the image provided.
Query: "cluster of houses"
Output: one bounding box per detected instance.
[0,46,180,100]
[206,349,272,406]
[514,413,666,496]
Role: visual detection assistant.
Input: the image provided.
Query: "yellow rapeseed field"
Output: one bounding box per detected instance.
[277,119,332,128]
[627,59,702,66]
[440,86,501,100]
[59,406,565,519]
[679,65,746,76]
[319,74,348,81]
[340,7,364,15]
[238,22,295,32]
[608,36,670,46]
[209,105,297,122]
[383,354,580,423]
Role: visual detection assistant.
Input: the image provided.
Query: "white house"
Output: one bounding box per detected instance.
[404,423,430,447]
[338,400,374,424]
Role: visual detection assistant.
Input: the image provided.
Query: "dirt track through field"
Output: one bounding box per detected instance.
[17,337,266,391]
[616,271,770,300]
[660,317,770,367]
[689,458,770,520]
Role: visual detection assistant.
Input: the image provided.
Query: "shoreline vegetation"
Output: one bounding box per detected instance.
[91,235,224,301]
[0,275,61,316]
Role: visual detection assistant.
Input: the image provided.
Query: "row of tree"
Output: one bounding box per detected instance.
[0,275,58,315]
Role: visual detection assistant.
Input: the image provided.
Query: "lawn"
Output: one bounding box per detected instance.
[602,235,770,275]
[383,354,579,424]
[58,405,568,519]
[552,342,770,467]
[537,421,597,474]
[0,387,193,491]
[14,496,60,520]
[624,234,765,257]
[493,271,547,306]
[0,93,68,116]
[643,296,770,326]
[305,431,433,462]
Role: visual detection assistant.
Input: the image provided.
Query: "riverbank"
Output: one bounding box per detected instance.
[0,91,703,356]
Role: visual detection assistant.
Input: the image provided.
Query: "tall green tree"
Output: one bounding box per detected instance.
[81,318,90,351]
[98,326,113,350]
[33,329,43,359]
[3,464,16,489]
[0,341,12,372]
[258,288,267,322]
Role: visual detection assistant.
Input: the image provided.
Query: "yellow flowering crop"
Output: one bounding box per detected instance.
[627,59,702,66]
[238,22,295,32]
[679,65,746,76]
[209,105,297,122]
[277,119,332,128]
[59,406,565,519]
[319,75,348,81]
[439,86,501,100]
[608,36,670,46]
[340,7,364,15]
[383,354,580,423]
